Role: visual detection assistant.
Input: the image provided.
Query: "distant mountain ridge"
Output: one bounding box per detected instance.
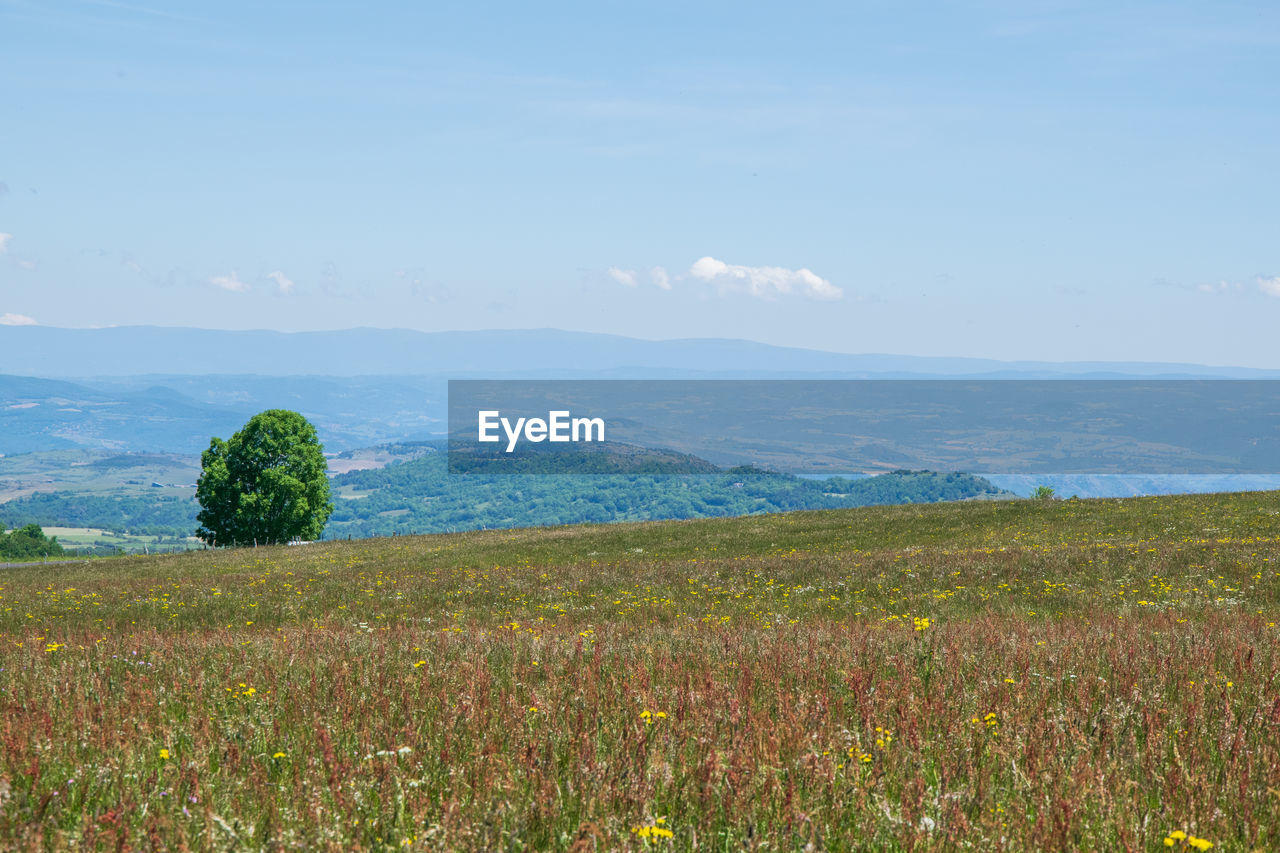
[5,326,1280,457]
[3,325,1278,378]
[0,373,441,453]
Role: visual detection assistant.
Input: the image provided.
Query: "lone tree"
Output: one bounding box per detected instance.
[196,409,333,546]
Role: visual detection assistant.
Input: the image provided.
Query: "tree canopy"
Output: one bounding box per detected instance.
[196,410,333,547]
[0,522,65,560]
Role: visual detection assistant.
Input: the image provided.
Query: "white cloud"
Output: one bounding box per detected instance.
[688,256,842,301]
[0,313,37,326]
[1198,280,1240,294]
[209,271,250,293]
[1198,277,1280,297]
[0,233,12,253]
[610,265,676,290]
[268,270,296,295]
[16,259,36,270]
[607,266,638,287]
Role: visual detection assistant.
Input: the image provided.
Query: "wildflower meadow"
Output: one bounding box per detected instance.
[2,492,1279,850]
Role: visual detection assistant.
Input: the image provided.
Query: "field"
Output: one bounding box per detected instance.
[2,493,1279,850]
[0,450,200,503]
[41,528,200,556]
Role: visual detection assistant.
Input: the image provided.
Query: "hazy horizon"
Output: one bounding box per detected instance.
[6,323,1280,374]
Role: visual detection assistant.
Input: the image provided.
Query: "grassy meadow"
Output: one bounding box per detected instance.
[2,492,1279,850]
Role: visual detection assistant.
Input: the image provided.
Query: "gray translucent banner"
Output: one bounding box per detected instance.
[447,379,1280,475]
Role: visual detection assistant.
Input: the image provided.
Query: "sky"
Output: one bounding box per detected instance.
[1,0,1278,366]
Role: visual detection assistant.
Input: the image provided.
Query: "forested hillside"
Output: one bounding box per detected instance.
[0,442,1009,542]
[325,445,1008,537]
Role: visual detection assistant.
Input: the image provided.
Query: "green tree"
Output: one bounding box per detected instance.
[196,410,333,547]
[0,522,65,559]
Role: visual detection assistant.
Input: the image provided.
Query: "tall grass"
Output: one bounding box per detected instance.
[2,492,1278,850]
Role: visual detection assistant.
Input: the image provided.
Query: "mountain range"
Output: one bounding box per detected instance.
[4,327,1280,468]
[5,325,1280,379]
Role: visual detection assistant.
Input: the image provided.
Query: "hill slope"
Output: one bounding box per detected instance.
[0,442,1009,542]
[1,491,1277,848]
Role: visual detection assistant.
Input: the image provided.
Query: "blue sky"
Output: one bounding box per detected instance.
[2,0,1278,365]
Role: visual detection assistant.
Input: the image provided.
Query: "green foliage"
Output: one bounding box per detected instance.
[0,522,64,559]
[4,440,1007,545]
[1032,484,1056,500]
[448,440,721,474]
[326,444,1008,538]
[196,410,333,546]
[0,493,198,538]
